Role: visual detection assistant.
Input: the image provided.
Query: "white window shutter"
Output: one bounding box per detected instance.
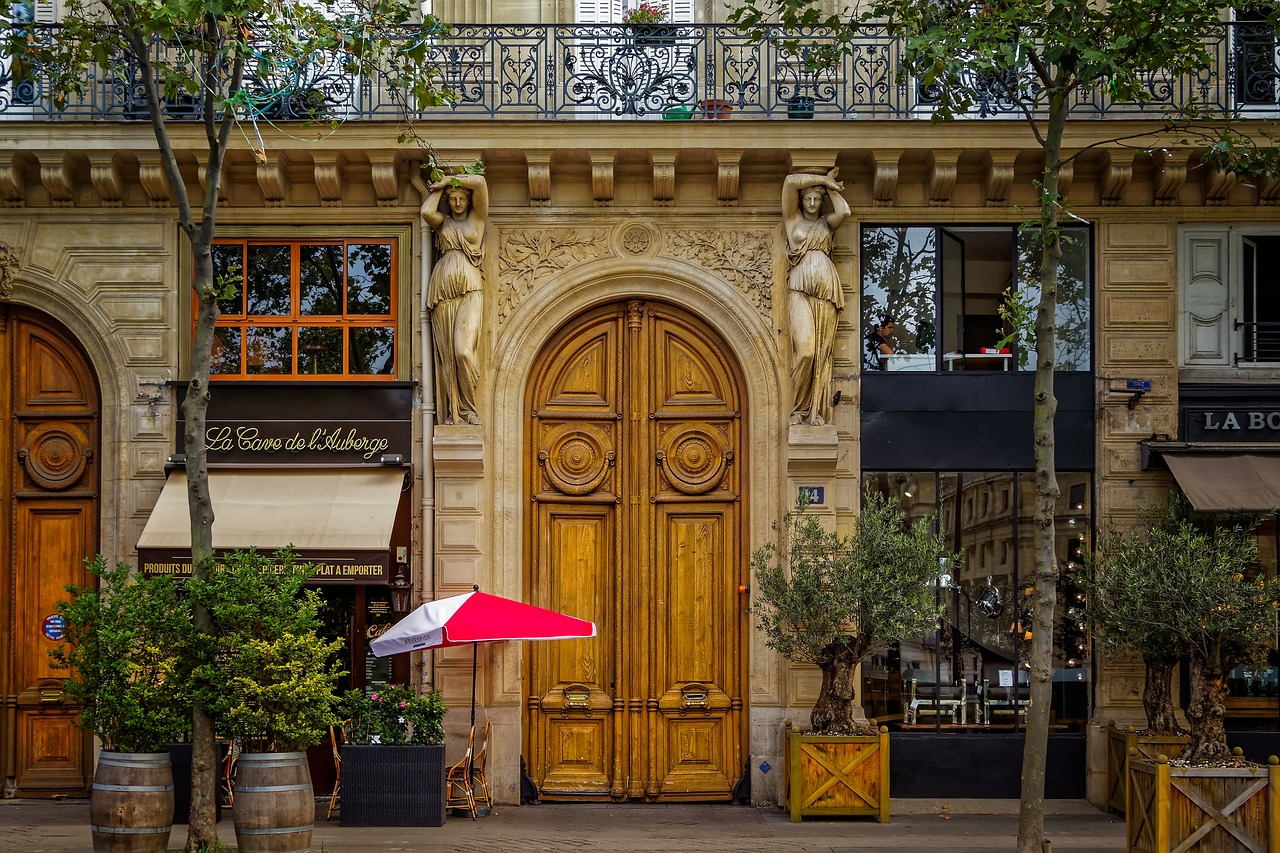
[576,0,605,22]
[668,0,694,24]
[1180,228,1233,366]
[33,0,56,23]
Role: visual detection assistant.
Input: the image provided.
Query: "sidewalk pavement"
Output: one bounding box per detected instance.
[0,797,1126,852]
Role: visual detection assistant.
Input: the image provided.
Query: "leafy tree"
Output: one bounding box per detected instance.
[728,0,1280,844]
[187,549,345,754]
[2,1,451,845]
[752,491,949,734]
[1076,500,1195,736]
[51,557,195,754]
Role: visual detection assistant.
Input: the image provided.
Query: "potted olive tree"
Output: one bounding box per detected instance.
[188,548,344,853]
[1077,499,1189,813]
[752,490,948,821]
[1099,498,1280,852]
[335,684,448,826]
[52,557,194,853]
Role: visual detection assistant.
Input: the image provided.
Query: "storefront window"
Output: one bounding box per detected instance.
[861,470,1093,732]
[861,224,1091,373]
[1225,517,1280,728]
[208,238,397,379]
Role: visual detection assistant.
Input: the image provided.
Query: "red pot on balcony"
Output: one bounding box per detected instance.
[700,98,733,119]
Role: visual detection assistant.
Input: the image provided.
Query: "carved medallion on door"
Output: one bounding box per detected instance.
[524,301,745,802]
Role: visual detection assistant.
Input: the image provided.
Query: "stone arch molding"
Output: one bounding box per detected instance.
[494,222,776,326]
[485,262,787,713]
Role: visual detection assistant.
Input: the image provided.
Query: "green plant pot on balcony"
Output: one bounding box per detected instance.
[787,96,816,119]
[662,105,694,120]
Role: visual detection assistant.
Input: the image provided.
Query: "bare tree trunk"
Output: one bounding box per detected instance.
[812,641,861,734]
[1142,656,1180,734]
[1183,651,1231,762]
[1017,91,1067,853]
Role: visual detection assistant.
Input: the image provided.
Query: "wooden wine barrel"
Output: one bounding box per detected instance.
[232,752,314,853]
[89,751,174,853]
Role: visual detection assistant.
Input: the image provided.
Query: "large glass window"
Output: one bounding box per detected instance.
[860,470,1093,733]
[861,225,1092,373]
[208,239,396,380]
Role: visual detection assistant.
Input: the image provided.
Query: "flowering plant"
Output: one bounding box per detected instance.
[623,2,668,23]
[337,684,446,746]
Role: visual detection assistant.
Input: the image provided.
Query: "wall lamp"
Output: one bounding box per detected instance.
[380,453,405,466]
[1110,378,1151,410]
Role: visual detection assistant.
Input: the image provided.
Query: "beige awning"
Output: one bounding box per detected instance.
[137,468,405,552]
[1163,453,1280,513]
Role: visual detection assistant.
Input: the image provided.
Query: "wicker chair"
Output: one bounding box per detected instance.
[445,725,478,820]
[471,719,493,812]
[325,723,344,820]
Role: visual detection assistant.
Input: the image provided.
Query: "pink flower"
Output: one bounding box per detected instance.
[371,694,380,701]
[399,701,406,708]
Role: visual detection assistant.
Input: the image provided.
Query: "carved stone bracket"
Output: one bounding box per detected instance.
[368,152,400,207]
[590,150,615,206]
[312,153,344,207]
[927,149,960,205]
[136,152,173,208]
[984,150,1018,206]
[652,152,677,207]
[257,151,287,207]
[1057,157,1075,201]
[1101,151,1133,205]
[88,153,125,207]
[0,152,26,207]
[37,152,75,207]
[715,149,743,207]
[194,152,228,207]
[1260,175,1280,206]
[1153,151,1186,205]
[871,149,900,206]
[527,152,552,207]
[1204,167,1237,206]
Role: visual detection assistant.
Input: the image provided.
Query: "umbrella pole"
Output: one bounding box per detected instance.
[471,641,478,729]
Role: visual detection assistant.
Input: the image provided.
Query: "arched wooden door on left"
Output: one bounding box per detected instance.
[1,306,99,796]
[523,300,747,802]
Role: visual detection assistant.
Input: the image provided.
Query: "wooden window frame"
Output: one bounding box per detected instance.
[197,236,401,382]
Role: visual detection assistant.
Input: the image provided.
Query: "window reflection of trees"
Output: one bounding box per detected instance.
[861,227,937,356]
[1017,229,1091,371]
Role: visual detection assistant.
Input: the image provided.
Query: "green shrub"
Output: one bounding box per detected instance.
[50,556,194,753]
[337,684,446,746]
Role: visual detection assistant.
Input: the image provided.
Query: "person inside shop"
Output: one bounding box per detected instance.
[864,316,897,371]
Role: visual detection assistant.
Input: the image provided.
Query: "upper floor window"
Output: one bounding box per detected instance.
[861,224,1092,373]
[208,239,397,380]
[1181,226,1280,367]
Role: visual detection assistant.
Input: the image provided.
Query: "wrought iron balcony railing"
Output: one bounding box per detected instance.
[1,22,1276,121]
[1236,321,1280,365]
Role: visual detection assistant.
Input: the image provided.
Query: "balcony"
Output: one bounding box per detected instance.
[0,22,1275,121]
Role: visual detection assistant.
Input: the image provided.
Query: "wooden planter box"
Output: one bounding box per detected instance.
[1126,753,1280,852]
[340,744,446,827]
[783,726,889,823]
[1106,723,1189,814]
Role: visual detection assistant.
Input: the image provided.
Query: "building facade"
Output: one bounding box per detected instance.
[1,3,1277,808]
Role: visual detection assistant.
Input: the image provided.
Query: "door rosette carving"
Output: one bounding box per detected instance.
[19,423,92,490]
[539,423,615,496]
[655,423,731,495]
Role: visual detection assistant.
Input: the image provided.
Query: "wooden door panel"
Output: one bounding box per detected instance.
[17,502,92,689]
[17,325,95,409]
[527,301,742,803]
[540,719,612,794]
[16,710,83,792]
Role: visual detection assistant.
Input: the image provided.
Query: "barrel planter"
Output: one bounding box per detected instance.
[1126,751,1280,852]
[232,752,314,853]
[340,744,446,826]
[783,725,889,823]
[1105,723,1188,814]
[89,751,174,853]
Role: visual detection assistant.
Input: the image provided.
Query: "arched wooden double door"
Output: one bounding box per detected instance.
[524,300,746,802]
[0,307,99,796]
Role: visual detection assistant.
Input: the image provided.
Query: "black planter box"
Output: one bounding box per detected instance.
[340,744,446,827]
[168,742,225,824]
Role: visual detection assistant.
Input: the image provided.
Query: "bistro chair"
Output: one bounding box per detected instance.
[471,719,493,812]
[445,725,478,820]
[221,738,240,809]
[325,723,344,820]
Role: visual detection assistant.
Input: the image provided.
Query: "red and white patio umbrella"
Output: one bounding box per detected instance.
[370,587,596,725]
